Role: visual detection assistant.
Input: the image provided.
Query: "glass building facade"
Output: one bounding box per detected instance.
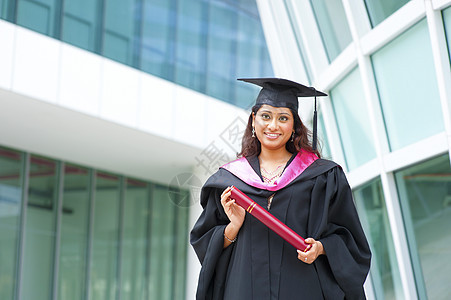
[271,0,451,299]
[0,146,189,300]
[0,0,273,109]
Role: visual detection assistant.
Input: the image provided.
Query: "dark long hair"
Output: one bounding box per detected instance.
[237,105,321,158]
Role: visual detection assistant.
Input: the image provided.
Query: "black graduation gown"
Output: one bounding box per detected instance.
[190,155,371,300]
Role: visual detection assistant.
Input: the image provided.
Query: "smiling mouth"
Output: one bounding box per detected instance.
[264,132,281,139]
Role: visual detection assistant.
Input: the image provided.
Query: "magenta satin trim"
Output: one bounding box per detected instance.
[221,150,318,191]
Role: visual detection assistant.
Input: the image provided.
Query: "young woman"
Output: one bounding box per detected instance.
[190,78,371,300]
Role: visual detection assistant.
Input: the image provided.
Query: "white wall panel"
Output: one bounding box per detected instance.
[99,59,141,127]
[0,20,15,90]
[173,85,207,148]
[138,73,175,138]
[12,27,60,103]
[58,43,102,115]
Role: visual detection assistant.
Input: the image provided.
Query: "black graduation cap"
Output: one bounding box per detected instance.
[238,77,328,151]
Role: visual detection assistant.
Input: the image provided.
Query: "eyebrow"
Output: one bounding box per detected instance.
[260,110,291,116]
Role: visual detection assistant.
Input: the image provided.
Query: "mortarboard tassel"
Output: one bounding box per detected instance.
[312,89,317,151]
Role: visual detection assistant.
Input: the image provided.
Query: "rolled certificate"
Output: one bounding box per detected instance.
[230,186,311,252]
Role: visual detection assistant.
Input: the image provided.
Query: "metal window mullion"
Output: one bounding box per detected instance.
[51,161,65,300]
[145,183,154,300]
[170,192,180,300]
[14,152,30,300]
[116,176,126,300]
[84,169,96,300]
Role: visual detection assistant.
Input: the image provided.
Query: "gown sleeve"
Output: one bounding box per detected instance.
[310,166,372,300]
[190,185,234,300]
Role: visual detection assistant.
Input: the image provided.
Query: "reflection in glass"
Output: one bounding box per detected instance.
[89,172,120,300]
[61,0,98,52]
[103,0,138,66]
[22,155,58,300]
[310,0,352,62]
[16,0,59,36]
[206,3,235,101]
[364,0,410,27]
[372,19,444,151]
[0,147,23,300]
[395,155,451,299]
[331,67,376,170]
[354,179,404,299]
[149,185,176,300]
[58,165,90,300]
[120,179,149,300]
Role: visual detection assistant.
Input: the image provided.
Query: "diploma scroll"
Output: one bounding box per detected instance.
[230,186,311,252]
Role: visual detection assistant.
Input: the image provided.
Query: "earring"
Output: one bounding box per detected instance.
[291,132,295,142]
[252,127,255,138]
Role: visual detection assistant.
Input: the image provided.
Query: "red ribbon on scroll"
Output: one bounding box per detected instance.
[230,186,311,252]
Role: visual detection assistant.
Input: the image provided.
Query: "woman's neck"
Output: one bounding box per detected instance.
[258,148,292,165]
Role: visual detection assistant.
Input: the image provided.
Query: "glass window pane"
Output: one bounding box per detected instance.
[235,7,272,109]
[395,154,451,299]
[0,0,15,21]
[0,147,23,300]
[103,0,137,66]
[22,155,58,300]
[443,6,451,60]
[354,179,404,299]
[62,0,98,52]
[174,0,207,92]
[16,0,59,36]
[89,172,120,300]
[331,67,376,170]
[58,165,90,300]
[206,2,235,101]
[170,188,190,300]
[310,0,353,62]
[372,19,444,151]
[364,0,411,27]
[120,179,149,300]
[140,0,175,81]
[149,185,176,300]
[318,112,332,159]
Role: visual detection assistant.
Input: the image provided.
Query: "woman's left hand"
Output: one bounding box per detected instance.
[297,238,325,264]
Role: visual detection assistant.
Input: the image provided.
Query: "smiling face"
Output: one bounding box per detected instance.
[252,105,294,152]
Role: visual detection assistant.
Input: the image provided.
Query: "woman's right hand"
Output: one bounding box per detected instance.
[221,186,245,229]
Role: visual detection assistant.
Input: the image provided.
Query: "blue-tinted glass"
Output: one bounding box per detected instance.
[16,0,59,36]
[149,185,176,300]
[443,6,451,60]
[318,112,331,159]
[354,179,404,299]
[90,172,120,300]
[174,0,207,92]
[0,0,15,21]
[206,2,236,101]
[22,156,58,300]
[120,179,149,300]
[140,0,175,81]
[103,0,138,66]
[364,0,411,27]
[235,8,271,108]
[310,0,353,62]
[58,165,90,300]
[395,154,451,299]
[62,0,98,52]
[0,147,23,300]
[331,68,376,170]
[372,19,444,151]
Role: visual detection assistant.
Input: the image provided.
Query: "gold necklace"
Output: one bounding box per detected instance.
[261,165,284,184]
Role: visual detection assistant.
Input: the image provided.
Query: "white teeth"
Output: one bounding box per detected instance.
[266,133,279,137]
